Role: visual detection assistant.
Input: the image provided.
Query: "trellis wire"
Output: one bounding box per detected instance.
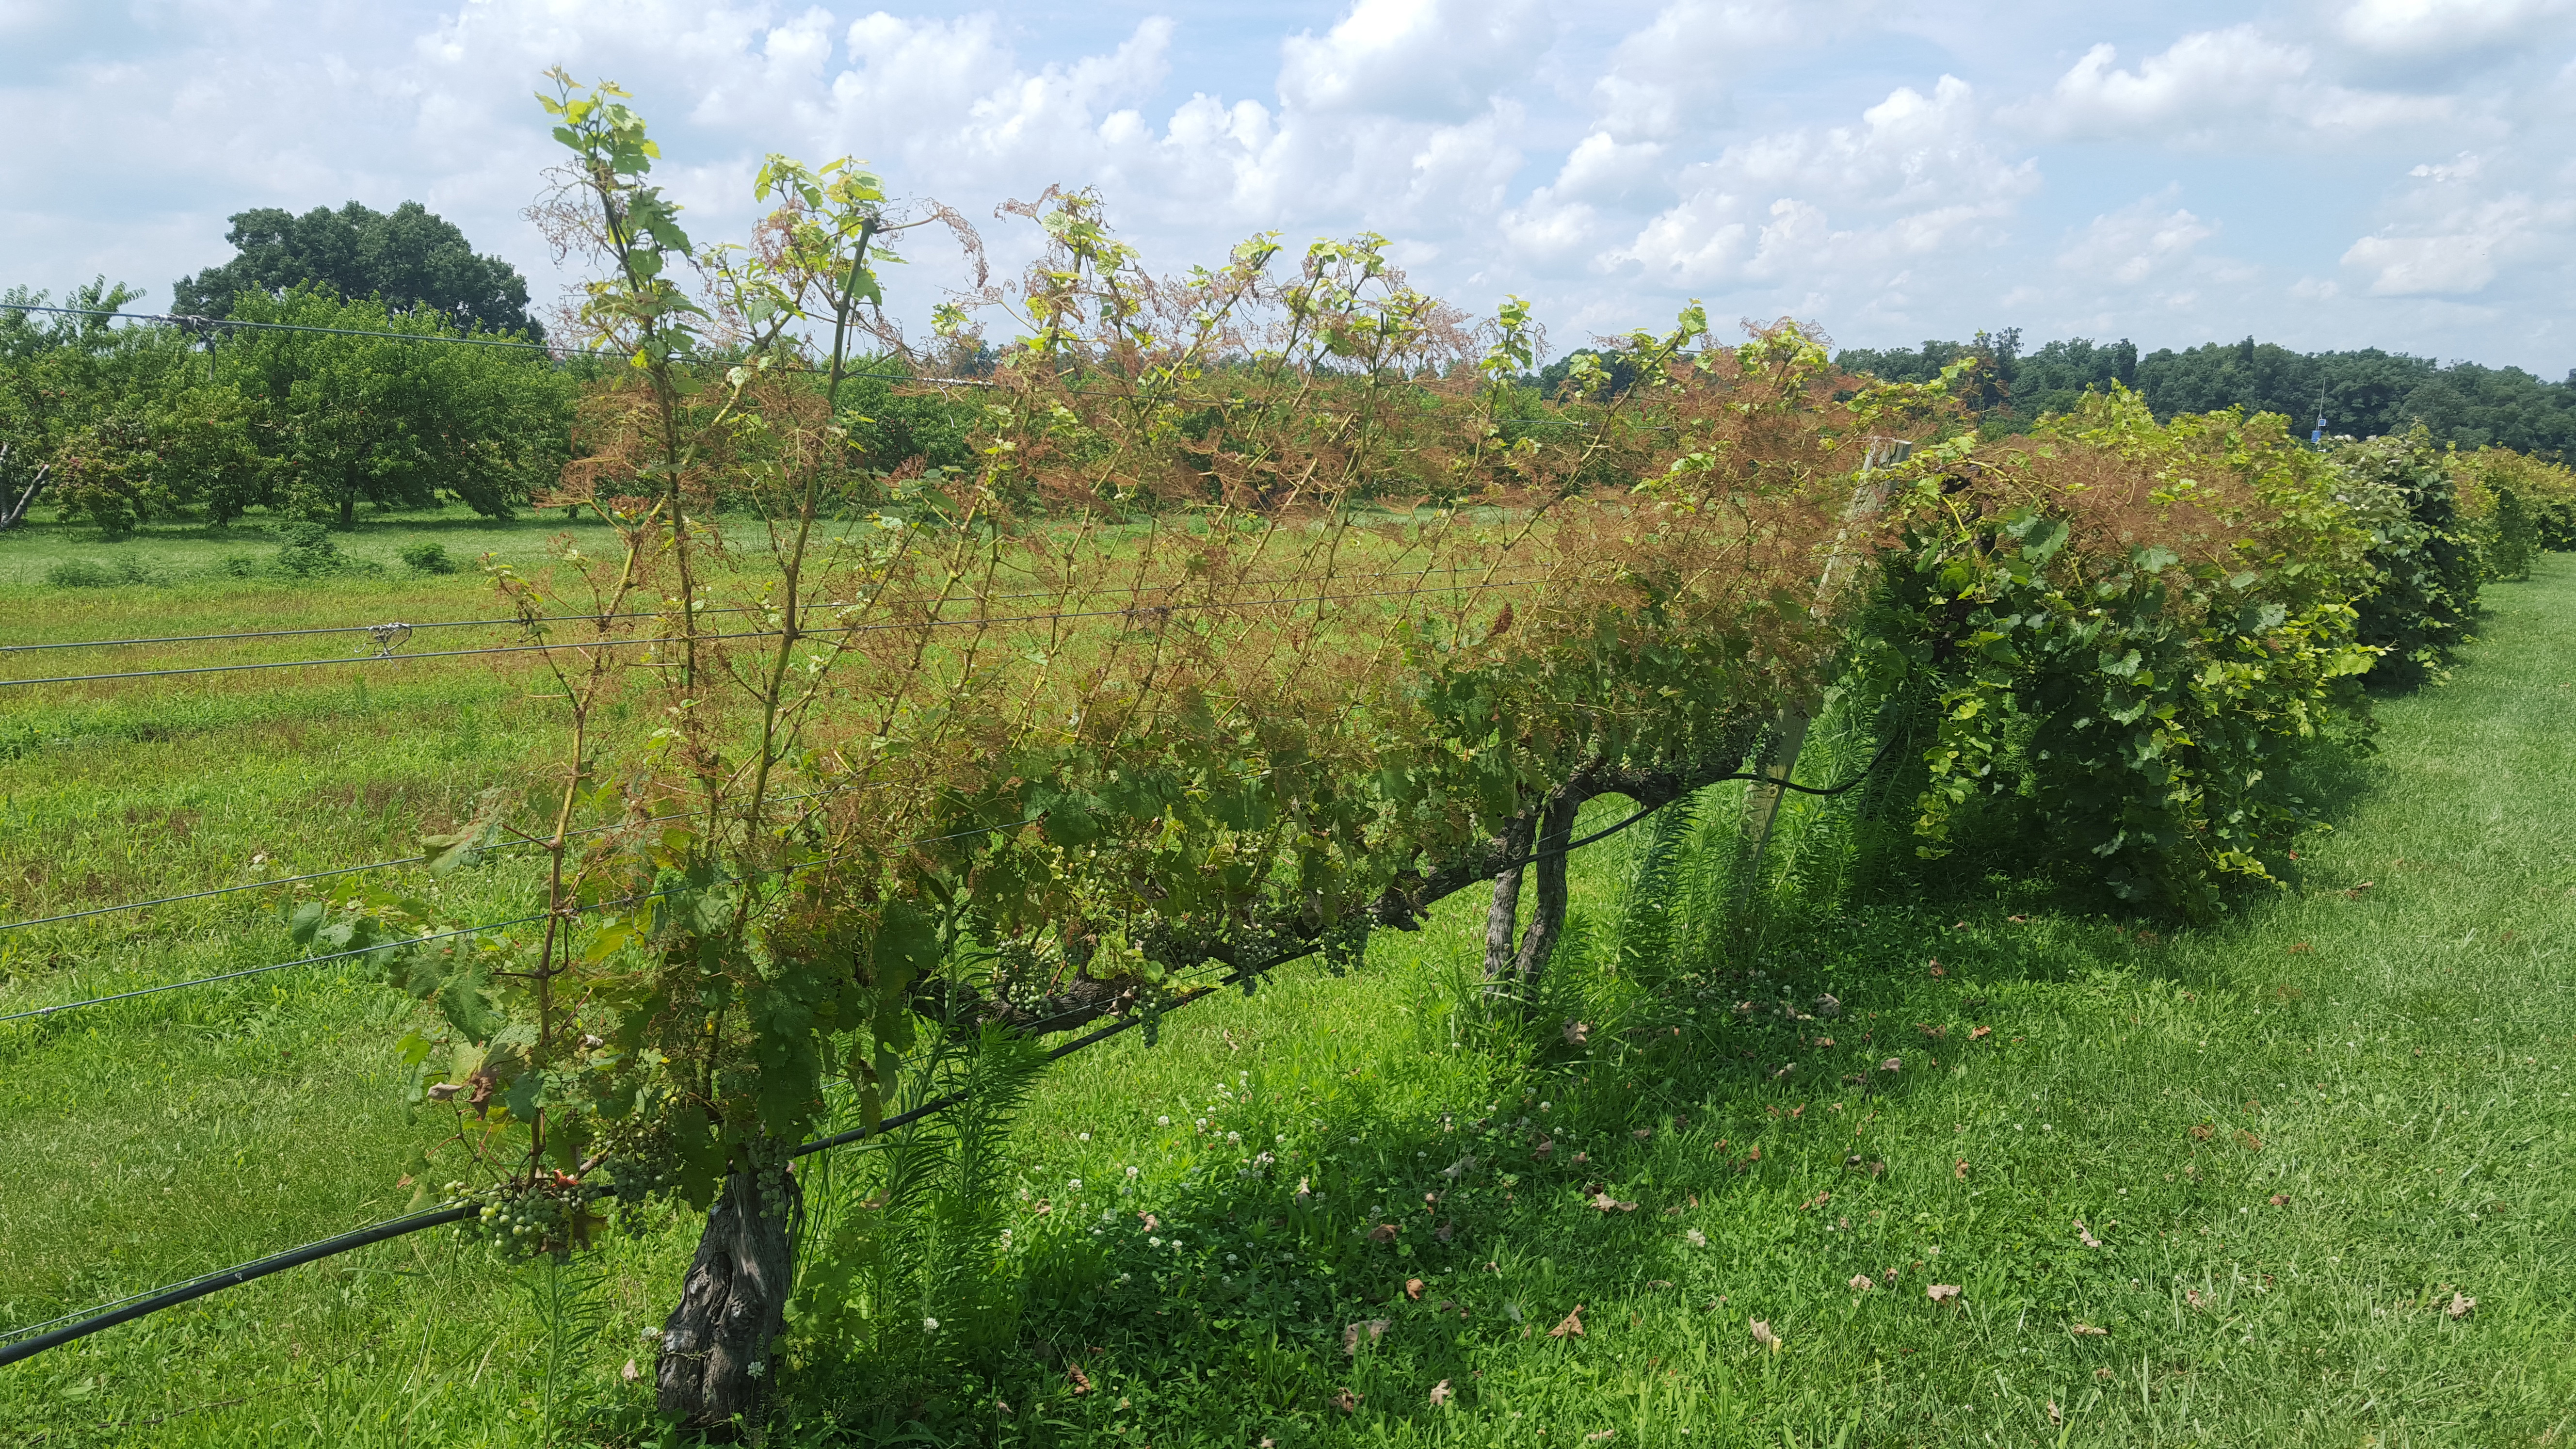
[2,563,1546,657]
[1,579,1537,689]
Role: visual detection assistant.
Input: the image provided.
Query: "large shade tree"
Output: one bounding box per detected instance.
[173,201,544,338]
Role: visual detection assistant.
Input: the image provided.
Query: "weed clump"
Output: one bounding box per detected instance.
[272,523,380,579]
[44,556,155,588]
[398,541,456,574]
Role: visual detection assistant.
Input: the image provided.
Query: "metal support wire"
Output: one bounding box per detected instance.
[0,812,1048,1026]
[1,579,1537,689]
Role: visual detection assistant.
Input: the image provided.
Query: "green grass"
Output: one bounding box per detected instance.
[0,553,2571,1446]
[0,506,626,590]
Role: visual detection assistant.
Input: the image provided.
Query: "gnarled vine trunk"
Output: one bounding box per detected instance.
[657,1155,802,1427]
[1485,789,1586,991]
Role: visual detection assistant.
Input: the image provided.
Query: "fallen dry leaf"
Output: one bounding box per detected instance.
[2269,1193,2290,1207]
[1880,1058,1903,1073]
[1645,1279,1672,1289]
[1368,1223,1398,1244]
[2048,1400,2063,1427]
[1587,1432,1617,1443]
[2007,913,2029,923]
[1588,1191,1638,1213]
[2237,1130,2264,1152]
[2190,1125,2216,1141]
[2186,1288,2209,1310]
[2447,1292,2477,1320]
[621,1359,641,1385]
[1405,1278,1425,1302]
[1429,1379,1453,1407]
[1917,1023,1947,1039]
[1954,1158,1971,1180]
[1970,1025,1993,1041]
[1550,1305,1587,1338]
[1631,1127,1652,1141]
[1749,1319,1782,1352]
[2071,1323,2108,1336]
[1927,1284,1962,1304]
[1848,1274,1875,1292]
[1067,1364,1093,1395]
[1333,1388,1361,1414]
[1139,1212,1159,1231]
[1434,1221,1454,1243]
[2076,1220,2104,1249]
[1532,1138,1554,1160]
[1563,1020,1592,1046]
[2287,942,2312,954]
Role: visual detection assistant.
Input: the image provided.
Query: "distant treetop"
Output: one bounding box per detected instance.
[1835,330,2575,459]
[172,201,541,339]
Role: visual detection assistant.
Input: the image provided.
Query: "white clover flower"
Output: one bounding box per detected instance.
[923,1318,940,1333]
[1126,1165,1140,1178]
[1226,1131,1241,1143]
[1078,1132,1091,1142]
[1149,1236,1163,1247]
[1069,1178,1083,1191]
[1158,1115,1172,1127]
[748,1361,767,1378]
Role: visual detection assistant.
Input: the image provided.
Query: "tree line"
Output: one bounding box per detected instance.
[1835,328,2576,457]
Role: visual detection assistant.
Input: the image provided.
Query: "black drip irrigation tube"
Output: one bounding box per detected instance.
[0,736,1912,1371]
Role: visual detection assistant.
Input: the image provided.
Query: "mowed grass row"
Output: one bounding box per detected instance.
[0,553,2568,1445]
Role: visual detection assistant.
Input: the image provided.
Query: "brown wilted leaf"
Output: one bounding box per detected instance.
[1405,1278,1425,1302]
[2189,1125,2215,1141]
[1748,1319,1782,1351]
[2071,1323,2107,1336]
[2048,1400,2063,1427]
[2447,1292,2476,1320]
[1429,1379,1453,1407]
[1533,1138,1554,1161]
[1632,1127,1652,1141]
[1813,1035,1836,1047]
[2186,1288,2208,1310]
[1848,1274,1875,1292]
[1368,1223,1398,1244]
[1880,1058,1903,1073]
[2269,1193,2290,1207]
[1954,1158,1971,1179]
[1139,1212,1159,1231]
[1034,1199,1052,1215]
[1563,1020,1592,1046]
[1917,1023,1947,1040]
[2007,914,2029,923]
[2076,1220,2104,1249]
[1550,1305,1586,1338]
[1970,1025,1993,1041]
[2287,942,2312,954]
[1926,1284,1961,1304]
[1067,1364,1093,1395]
[1434,1220,1454,1243]
[426,1082,463,1102]
[1646,1279,1672,1289]
[2344,881,2374,899]
[621,1358,641,1385]
[1589,1191,1638,1213]
[1333,1387,1362,1413]
[2236,1130,2264,1152]
[1928,964,1946,978]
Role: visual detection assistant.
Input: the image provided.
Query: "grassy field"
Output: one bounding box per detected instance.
[0,536,2569,1446]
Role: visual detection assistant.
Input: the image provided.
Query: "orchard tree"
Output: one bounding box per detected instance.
[214,288,575,526]
[174,200,544,338]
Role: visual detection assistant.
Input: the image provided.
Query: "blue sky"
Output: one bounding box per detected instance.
[5,0,2573,372]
